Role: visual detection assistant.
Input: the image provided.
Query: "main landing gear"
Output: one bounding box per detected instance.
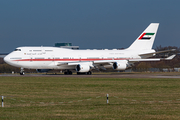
[64,70,72,75]
[77,71,92,75]
[20,68,24,75]
[63,70,92,75]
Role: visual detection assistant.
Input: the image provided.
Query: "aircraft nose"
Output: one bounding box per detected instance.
[4,55,10,63]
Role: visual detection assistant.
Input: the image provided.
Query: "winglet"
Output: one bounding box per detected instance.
[164,54,176,60]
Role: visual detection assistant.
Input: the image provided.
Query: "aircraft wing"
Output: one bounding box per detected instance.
[56,60,117,71]
[56,54,175,70]
[57,61,94,66]
[129,58,160,62]
[57,54,176,66]
[93,60,116,64]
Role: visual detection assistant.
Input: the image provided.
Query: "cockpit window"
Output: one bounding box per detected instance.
[14,49,21,51]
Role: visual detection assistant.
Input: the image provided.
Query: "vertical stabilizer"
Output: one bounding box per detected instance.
[127,23,159,50]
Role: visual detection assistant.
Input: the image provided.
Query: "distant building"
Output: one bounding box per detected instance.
[55,43,72,47]
[55,43,79,49]
[0,53,8,58]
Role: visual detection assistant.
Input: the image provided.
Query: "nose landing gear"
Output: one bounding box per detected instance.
[20,68,24,75]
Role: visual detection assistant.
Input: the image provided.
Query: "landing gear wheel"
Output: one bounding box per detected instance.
[20,68,24,75]
[20,71,24,75]
[77,72,81,75]
[87,71,92,75]
[77,71,92,75]
[64,70,72,75]
[69,71,72,75]
[86,71,92,75]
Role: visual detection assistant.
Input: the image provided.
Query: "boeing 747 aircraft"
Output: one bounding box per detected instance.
[4,23,175,75]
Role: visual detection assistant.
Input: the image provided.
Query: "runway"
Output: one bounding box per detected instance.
[1,73,180,78]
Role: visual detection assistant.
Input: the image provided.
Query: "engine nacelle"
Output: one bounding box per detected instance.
[113,62,127,70]
[36,69,51,73]
[76,64,90,72]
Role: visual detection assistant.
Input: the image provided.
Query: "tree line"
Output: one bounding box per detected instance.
[132,45,180,71]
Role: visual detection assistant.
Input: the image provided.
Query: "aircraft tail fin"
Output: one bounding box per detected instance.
[127,23,159,50]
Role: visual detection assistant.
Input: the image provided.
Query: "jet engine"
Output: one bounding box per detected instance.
[36,69,51,73]
[76,64,90,72]
[113,62,127,70]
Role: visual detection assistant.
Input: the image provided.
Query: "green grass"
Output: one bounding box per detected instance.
[1,76,180,119]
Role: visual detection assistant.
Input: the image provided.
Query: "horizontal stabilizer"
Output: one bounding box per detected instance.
[139,49,176,57]
[129,54,176,62]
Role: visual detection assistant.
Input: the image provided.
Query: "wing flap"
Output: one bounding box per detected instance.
[57,61,93,66]
[129,58,160,62]
[93,60,116,64]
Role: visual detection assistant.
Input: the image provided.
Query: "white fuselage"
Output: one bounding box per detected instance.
[3,23,160,73]
[4,46,155,70]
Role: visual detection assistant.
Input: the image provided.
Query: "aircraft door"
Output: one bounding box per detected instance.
[101,55,104,60]
[41,46,46,54]
[30,56,33,62]
[51,55,55,65]
[78,55,81,61]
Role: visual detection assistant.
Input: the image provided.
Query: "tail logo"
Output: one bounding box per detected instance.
[139,33,155,40]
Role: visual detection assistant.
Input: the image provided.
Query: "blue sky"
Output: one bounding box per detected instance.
[0,0,180,52]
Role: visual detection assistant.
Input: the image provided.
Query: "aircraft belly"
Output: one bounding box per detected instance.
[17,61,75,70]
[15,61,51,69]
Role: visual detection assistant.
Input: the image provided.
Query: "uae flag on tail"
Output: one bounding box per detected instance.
[139,33,155,40]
